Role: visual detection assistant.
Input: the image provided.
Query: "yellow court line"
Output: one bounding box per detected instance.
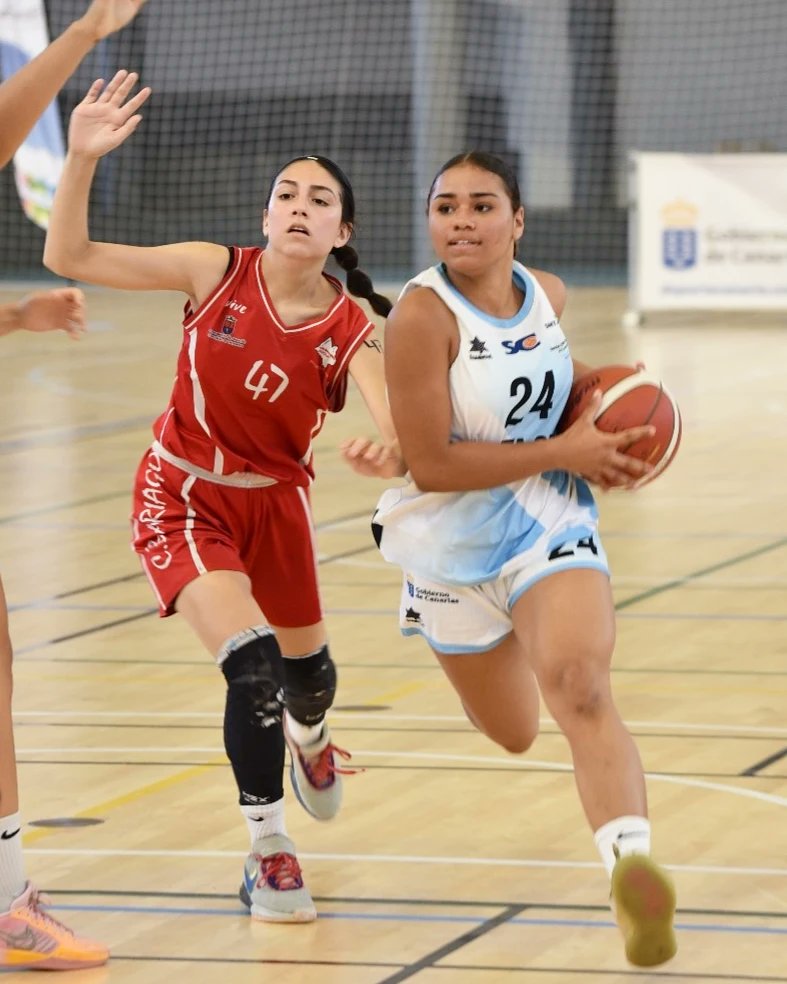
[366,681,432,704]
[23,755,226,845]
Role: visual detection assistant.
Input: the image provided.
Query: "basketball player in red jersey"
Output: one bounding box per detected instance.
[44,70,404,923]
[0,2,147,970]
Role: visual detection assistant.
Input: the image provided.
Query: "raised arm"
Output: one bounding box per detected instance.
[43,71,228,304]
[385,287,654,492]
[0,0,148,168]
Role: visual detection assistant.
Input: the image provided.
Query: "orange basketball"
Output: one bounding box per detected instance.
[558,365,681,487]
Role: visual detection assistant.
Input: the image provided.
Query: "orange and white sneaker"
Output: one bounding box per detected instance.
[0,882,109,970]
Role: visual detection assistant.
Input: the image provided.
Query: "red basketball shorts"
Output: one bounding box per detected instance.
[131,446,322,626]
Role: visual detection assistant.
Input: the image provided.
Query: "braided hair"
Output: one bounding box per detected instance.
[266,155,392,318]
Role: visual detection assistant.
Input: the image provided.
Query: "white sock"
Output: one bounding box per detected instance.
[285,711,324,748]
[240,799,287,847]
[0,811,26,910]
[594,815,651,878]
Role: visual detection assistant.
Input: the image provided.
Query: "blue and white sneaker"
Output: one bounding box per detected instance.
[239,833,316,923]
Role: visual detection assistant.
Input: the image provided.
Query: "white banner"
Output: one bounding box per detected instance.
[0,0,65,229]
[629,153,787,312]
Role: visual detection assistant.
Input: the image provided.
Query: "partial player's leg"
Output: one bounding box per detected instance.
[434,634,540,753]
[248,486,352,823]
[396,571,541,750]
[511,568,675,966]
[175,569,315,922]
[0,578,108,969]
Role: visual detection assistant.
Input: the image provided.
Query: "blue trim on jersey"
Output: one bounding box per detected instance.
[401,626,509,654]
[507,560,610,610]
[437,264,536,328]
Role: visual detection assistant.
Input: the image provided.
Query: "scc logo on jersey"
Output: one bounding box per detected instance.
[501,333,540,355]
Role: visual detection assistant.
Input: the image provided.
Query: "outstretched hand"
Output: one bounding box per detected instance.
[68,71,151,159]
[18,288,86,340]
[340,437,407,480]
[77,0,149,42]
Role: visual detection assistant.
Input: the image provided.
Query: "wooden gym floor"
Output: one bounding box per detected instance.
[0,284,785,983]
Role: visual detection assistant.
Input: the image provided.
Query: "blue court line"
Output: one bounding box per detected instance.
[49,903,787,935]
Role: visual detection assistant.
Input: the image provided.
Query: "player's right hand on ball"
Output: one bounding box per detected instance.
[557,391,655,490]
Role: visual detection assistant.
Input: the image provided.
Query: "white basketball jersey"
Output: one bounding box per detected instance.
[375,261,600,585]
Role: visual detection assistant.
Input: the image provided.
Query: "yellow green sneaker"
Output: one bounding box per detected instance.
[611,853,677,967]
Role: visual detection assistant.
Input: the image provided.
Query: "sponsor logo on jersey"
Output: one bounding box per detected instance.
[404,607,422,624]
[469,336,491,360]
[315,336,338,367]
[227,299,248,314]
[407,583,459,606]
[221,314,237,335]
[501,333,540,355]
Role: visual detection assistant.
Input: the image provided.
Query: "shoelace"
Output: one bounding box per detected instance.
[260,852,304,891]
[302,742,362,788]
[23,890,74,938]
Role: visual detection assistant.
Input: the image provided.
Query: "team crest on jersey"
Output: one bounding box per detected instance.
[315,337,338,367]
[501,333,540,355]
[469,336,491,360]
[208,314,247,348]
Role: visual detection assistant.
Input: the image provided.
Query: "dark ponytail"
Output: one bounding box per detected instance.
[332,244,392,318]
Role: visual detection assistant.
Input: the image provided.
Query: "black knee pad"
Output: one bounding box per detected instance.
[219,628,285,805]
[220,628,284,729]
[282,645,337,726]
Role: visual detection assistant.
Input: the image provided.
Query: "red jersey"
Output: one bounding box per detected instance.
[153,246,373,486]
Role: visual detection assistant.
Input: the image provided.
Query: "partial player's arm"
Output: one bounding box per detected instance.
[341,331,406,479]
[0,0,148,168]
[530,268,594,380]
[0,288,86,340]
[385,288,653,492]
[44,71,228,305]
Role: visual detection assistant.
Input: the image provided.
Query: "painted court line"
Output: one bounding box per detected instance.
[15,709,787,736]
[24,847,787,878]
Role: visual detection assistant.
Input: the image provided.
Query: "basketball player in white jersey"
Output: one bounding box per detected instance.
[0,0,147,969]
[345,152,677,968]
